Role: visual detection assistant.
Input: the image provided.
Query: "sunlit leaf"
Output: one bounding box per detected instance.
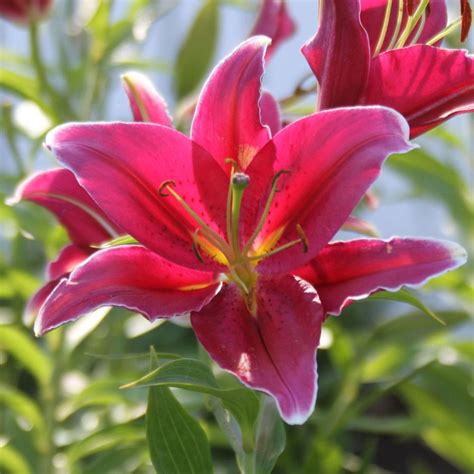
[175,0,219,99]
[0,445,32,474]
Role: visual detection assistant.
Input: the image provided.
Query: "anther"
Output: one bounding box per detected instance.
[192,229,205,263]
[461,0,472,42]
[158,180,176,197]
[296,224,309,253]
[272,169,290,192]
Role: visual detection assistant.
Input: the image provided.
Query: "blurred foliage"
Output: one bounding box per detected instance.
[0,1,473,473]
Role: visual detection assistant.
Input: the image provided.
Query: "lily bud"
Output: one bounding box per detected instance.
[0,0,52,24]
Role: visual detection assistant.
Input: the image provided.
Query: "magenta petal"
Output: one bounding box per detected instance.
[35,246,221,336]
[25,279,60,325]
[9,168,119,246]
[302,0,370,109]
[46,244,92,280]
[260,90,282,135]
[295,238,467,316]
[363,46,474,138]
[191,36,272,171]
[250,0,296,57]
[45,122,229,270]
[257,107,412,274]
[192,275,323,424]
[360,0,447,53]
[121,72,173,126]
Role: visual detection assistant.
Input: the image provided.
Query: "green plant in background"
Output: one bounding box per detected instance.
[1,1,473,473]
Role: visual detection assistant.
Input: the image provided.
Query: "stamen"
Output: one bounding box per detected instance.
[395,0,430,48]
[158,180,176,197]
[407,0,414,15]
[192,229,205,263]
[409,11,426,44]
[242,169,291,254]
[224,158,240,170]
[461,0,472,42]
[295,224,309,253]
[374,0,393,56]
[158,180,231,257]
[387,0,405,49]
[426,17,463,45]
[247,236,305,262]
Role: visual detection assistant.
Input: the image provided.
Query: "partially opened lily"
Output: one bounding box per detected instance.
[302,0,474,138]
[9,71,173,321]
[35,37,466,424]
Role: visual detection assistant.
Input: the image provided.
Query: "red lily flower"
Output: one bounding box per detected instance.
[10,72,173,321]
[35,37,466,424]
[0,0,52,23]
[302,0,474,138]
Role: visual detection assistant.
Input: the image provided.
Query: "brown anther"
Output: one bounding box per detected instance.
[272,169,291,192]
[406,0,414,15]
[296,224,309,253]
[224,158,240,170]
[158,180,176,197]
[461,0,472,42]
[192,229,205,263]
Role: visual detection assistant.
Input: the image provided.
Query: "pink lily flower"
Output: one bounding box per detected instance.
[302,0,474,138]
[35,37,466,424]
[10,72,173,321]
[0,0,52,23]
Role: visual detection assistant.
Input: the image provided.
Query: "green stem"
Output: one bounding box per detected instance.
[2,103,26,176]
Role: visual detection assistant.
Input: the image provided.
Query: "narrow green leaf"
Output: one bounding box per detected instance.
[367,288,445,324]
[0,445,32,474]
[147,385,213,474]
[0,325,51,385]
[175,0,219,99]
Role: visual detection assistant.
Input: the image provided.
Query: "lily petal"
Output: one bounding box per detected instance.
[47,244,92,280]
[295,237,467,315]
[256,107,413,274]
[121,72,173,126]
[191,36,272,171]
[360,0,447,53]
[8,168,119,246]
[191,275,323,425]
[363,46,474,138]
[302,0,370,109]
[250,0,296,58]
[24,279,60,326]
[260,90,282,135]
[35,245,221,336]
[45,122,229,270]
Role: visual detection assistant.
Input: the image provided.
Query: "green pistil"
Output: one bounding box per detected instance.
[230,172,250,258]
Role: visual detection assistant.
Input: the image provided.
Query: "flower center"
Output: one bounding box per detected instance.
[158,164,308,313]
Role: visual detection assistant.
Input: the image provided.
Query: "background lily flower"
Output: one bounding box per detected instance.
[302,0,474,137]
[9,71,173,322]
[0,0,51,24]
[34,37,466,425]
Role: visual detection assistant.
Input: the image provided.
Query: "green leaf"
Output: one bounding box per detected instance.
[253,397,286,474]
[122,358,259,444]
[0,445,32,474]
[175,0,219,99]
[367,288,445,325]
[147,385,213,474]
[0,325,51,386]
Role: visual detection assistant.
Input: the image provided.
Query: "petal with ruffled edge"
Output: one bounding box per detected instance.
[45,122,229,271]
[295,237,467,316]
[191,275,323,425]
[255,107,413,275]
[302,0,370,109]
[191,36,272,171]
[360,0,447,53]
[121,72,173,126]
[363,46,474,138]
[8,168,120,246]
[47,244,92,280]
[35,245,221,336]
[250,0,296,58]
